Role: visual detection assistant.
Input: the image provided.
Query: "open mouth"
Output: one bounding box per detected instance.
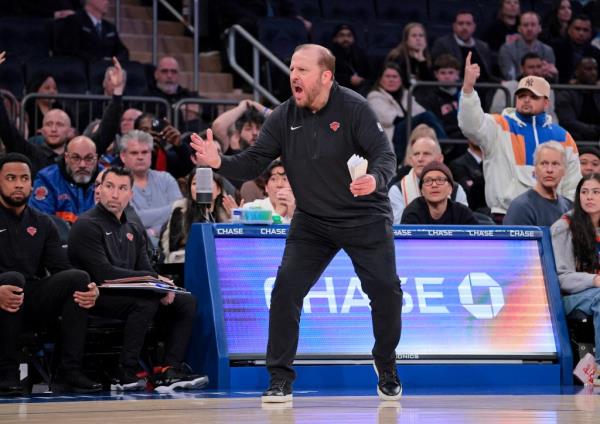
[293,85,303,95]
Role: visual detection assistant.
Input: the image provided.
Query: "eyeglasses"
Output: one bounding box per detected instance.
[67,154,97,164]
[422,177,448,186]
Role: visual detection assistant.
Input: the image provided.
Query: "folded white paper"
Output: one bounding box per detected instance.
[347,154,368,181]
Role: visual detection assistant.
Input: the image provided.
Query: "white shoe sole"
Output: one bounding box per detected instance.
[261,394,293,403]
[377,385,403,401]
[154,376,209,393]
[110,380,145,392]
[373,361,402,401]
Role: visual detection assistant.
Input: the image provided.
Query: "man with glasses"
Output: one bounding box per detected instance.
[29,136,101,224]
[401,161,478,225]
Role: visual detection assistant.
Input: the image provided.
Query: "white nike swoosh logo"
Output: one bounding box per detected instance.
[105,232,112,235]
[0,229,6,233]
[290,125,302,131]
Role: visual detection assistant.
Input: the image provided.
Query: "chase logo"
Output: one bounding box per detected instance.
[458,273,505,319]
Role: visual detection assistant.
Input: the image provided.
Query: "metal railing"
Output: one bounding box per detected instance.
[20,93,172,135]
[172,98,241,131]
[406,81,512,144]
[0,89,19,125]
[226,24,289,105]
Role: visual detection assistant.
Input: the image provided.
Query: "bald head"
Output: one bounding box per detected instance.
[41,109,71,147]
[65,136,98,184]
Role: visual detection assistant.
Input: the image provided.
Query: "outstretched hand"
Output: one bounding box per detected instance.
[462,51,480,94]
[108,56,125,95]
[190,129,222,169]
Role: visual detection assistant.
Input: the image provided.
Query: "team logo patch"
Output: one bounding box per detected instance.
[329,121,340,132]
[126,232,134,241]
[34,186,48,201]
[525,77,534,87]
[26,226,37,237]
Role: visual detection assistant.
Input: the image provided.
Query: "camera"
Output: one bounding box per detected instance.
[151,118,166,133]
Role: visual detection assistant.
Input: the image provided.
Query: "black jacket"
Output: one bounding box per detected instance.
[68,203,157,283]
[53,10,129,62]
[401,197,478,225]
[218,82,396,227]
[0,204,69,280]
[555,88,600,141]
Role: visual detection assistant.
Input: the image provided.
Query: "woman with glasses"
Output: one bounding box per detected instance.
[551,173,600,384]
[401,161,477,225]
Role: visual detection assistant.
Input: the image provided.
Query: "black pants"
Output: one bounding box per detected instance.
[0,270,91,373]
[266,213,403,382]
[154,294,197,367]
[91,291,159,369]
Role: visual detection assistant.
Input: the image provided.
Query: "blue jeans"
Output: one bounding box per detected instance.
[563,287,600,364]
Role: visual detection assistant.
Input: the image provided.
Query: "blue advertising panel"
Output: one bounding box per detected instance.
[213,226,556,360]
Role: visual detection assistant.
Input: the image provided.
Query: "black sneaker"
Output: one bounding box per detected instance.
[153,364,209,393]
[0,369,24,396]
[261,379,293,403]
[61,370,102,393]
[110,366,146,392]
[373,362,402,401]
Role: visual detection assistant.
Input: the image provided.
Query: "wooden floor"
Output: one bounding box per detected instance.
[2,393,600,424]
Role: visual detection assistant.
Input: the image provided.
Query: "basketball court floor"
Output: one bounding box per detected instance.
[1,386,599,423]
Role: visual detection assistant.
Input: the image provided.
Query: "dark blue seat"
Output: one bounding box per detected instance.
[321,0,376,24]
[294,0,322,20]
[258,17,309,63]
[429,0,479,25]
[0,58,24,99]
[374,1,427,23]
[0,17,51,61]
[25,56,88,94]
[366,22,404,72]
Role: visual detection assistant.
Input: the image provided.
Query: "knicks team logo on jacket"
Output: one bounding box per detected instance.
[126,232,134,241]
[329,121,340,132]
[26,226,37,237]
[34,186,48,201]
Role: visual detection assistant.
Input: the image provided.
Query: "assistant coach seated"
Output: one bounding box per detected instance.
[68,167,207,391]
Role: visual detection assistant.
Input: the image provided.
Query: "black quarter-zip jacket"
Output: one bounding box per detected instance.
[0,204,70,280]
[219,83,396,227]
[68,203,157,283]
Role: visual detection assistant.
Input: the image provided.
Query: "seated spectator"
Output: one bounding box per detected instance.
[482,0,521,52]
[431,10,497,83]
[550,14,600,83]
[579,146,600,177]
[555,57,600,141]
[53,0,129,62]
[0,153,101,396]
[243,160,295,223]
[490,52,559,123]
[119,130,183,245]
[389,134,468,224]
[459,55,581,223]
[330,23,372,95]
[367,62,446,162]
[401,161,478,225]
[504,142,572,226]
[386,23,433,87]
[24,72,61,138]
[29,136,101,224]
[161,170,237,263]
[68,166,208,392]
[415,54,465,159]
[449,141,489,215]
[211,100,270,155]
[498,11,558,81]
[550,173,600,381]
[540,0,572,44]
[134,113,195,178]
